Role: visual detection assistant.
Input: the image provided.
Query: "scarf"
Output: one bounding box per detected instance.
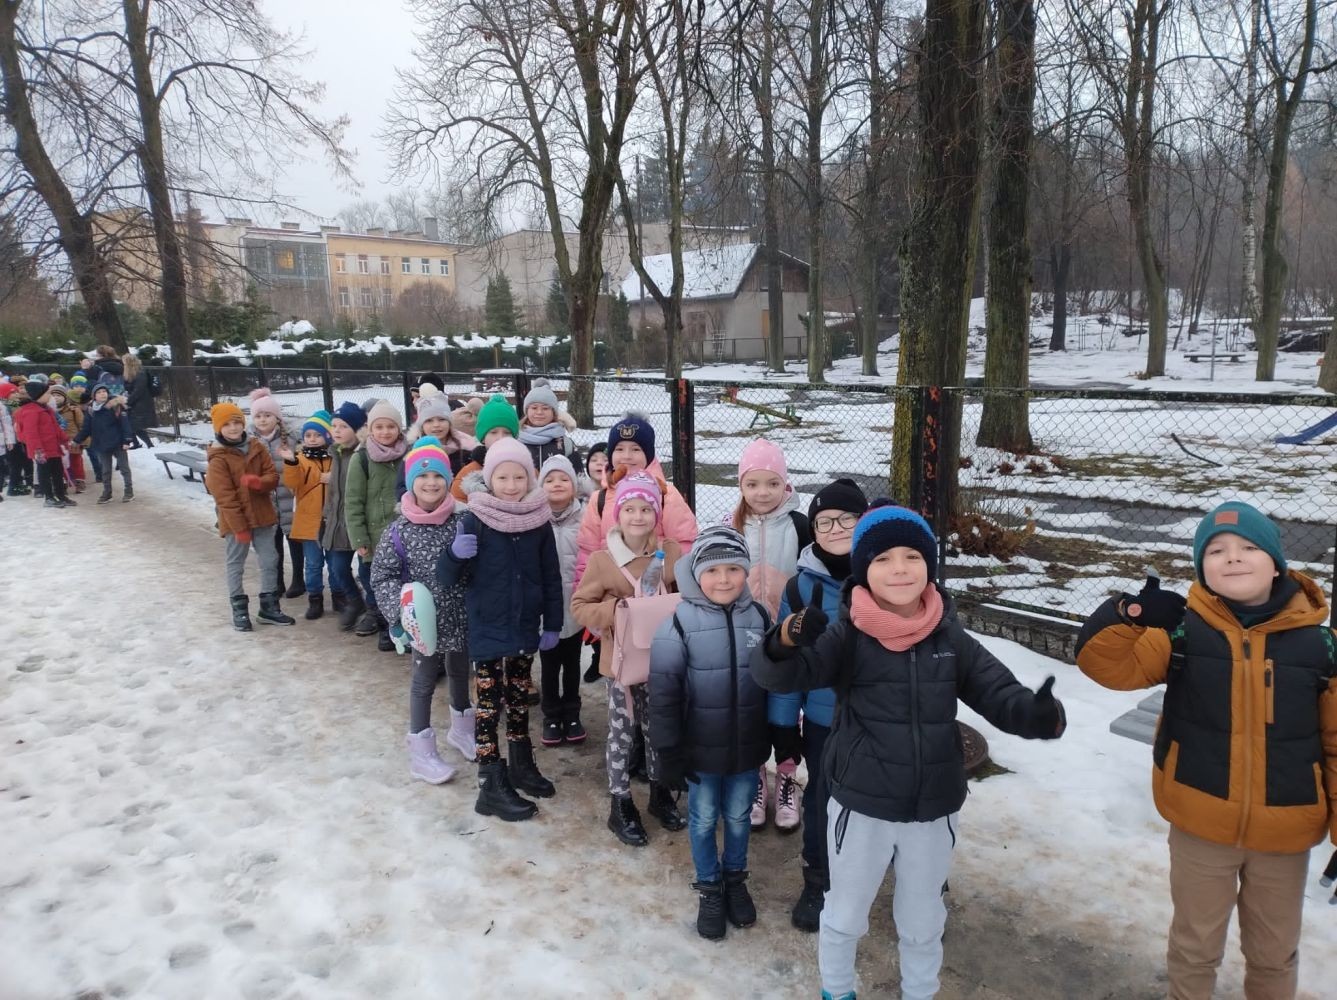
[519,421,566,446]
[1221,575,1300,628]
[216,431,247,448]
[302,445,329,461]
[401,490,455,525]
[365,435,409,464]
[812,542,852,580]
[467,489,552,533]
[849,583,944,652]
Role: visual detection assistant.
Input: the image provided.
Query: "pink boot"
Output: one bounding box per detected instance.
[774,761,802,831]
[407,728,456,784]
[750,766,768,829]
[445,707,478,761]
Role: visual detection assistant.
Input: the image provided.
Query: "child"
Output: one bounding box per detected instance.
[247,389,302,598]
[770,478,869,931]
[0,384,12,499]
[649,525,775,940]
[450,393,519,501]
[49,385,86,493]
[537,455,587,746]
[751,502,1066,1000]
[73,384,134,504]
[204,402,296,631]
[580,442,608,500]
[13,377,71,508]
[519,378,578,469]
[371,436,474,783]
[281,410,346,621]
[347,400,409,650]
[571,472,686,847]
[324,401,367,630]
[451,396,484,440]
[409,394,478,474]
[1076,501,1336,1000]
[437,436,563,821]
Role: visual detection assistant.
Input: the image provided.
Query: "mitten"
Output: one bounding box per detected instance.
[1031,676,1066,739]
[770,724,802,766]
[783,603,829,647]
[240,473,264,491]
[1119,575,1187,631]
[538,630,560,652]
[234,529,253,545]
[451,530,478,560]
[657,745,696,792]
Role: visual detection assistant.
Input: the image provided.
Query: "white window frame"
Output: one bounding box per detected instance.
[338,286,350,307]
[357,254,369,274]
[438,258,450,276]
[401,256,411,274]
[420,257,430,275]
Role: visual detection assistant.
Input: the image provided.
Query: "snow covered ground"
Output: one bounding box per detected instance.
[3,449,1337,999]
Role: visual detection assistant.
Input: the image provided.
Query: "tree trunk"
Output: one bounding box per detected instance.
[1049,242,1070,351]
[804,0,826,383]
[978,0,1035,452]
[861,0,887,377]
[760,0,785,372]
[1319,313,1337,393]
[0,0,128,352]
[1240,0,1261,333]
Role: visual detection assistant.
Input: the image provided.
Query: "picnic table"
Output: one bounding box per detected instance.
[1185,353,1243,363]
[157,448,209,487]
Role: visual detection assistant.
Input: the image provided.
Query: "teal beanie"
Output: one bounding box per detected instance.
[1192,501,1286,582]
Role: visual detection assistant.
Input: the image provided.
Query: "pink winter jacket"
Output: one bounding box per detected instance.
[574,458,700,586]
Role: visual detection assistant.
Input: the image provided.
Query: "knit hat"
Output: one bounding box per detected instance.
[367,400,404,429]
[90,383,109,401]
[0,382,14,400]
[70,373,88,389]
[809,477,870,523]
[302,409,334,443]
[524,377,560,413]
[247,387,283,420]
[851,501,939,585]
[539,454,578,490]
[418,373,445,393]
[332,400,367,431]
[1193,501,1286,581]
[475,392,520,440]
[607,412,655,460]
[452,396,484,436]
[584,441,608,475]
[210,401,245,435]
[482,436,535,490]
[415,394,454,428]
[48,384,68,401]
[24,374,48,400]
[360,397,384,415]
[49,373,64,385]
[404,435,453,493]
[691,525,752,582]
[738,438,788,485]
[613,471,662,524]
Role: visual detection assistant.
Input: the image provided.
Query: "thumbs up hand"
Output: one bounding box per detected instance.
[1120,575,1187,631]
[1032,675,1067,739]
[451,528,478,560]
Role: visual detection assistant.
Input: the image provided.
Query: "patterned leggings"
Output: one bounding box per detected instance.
[606,679,659,796]
[475,655,534,764]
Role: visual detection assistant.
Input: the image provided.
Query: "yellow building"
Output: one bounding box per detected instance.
[324,228,460,323]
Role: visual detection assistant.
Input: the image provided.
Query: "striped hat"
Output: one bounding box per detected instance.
[851,501,938,585]
[404,435,453,492]
[302,409,334,443]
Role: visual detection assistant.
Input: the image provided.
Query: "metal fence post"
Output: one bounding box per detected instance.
[206,362,218,406]
[401,369,414,424]
[257,356,268,388]
[513,369,531,414]
[671,377,697,510]
[168,367,182,438]
[321,354,334,413]
[906,385,928,512]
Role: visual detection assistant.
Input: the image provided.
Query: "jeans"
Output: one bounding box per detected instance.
[801,720,832,871]
[302,542,356,597]
[687,769,759,883]
[357,554,378,611]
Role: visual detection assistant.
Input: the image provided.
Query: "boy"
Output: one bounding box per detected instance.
[13,377,71,508]
[281,410,339,620]
[323,401,366,630]
[204,402,296,631]
[1077,501,1336,1000]
[73,384,134,503]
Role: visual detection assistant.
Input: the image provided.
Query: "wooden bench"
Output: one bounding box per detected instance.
[1110,689,1163,745]
[1185,353,1243,363]
[158,449,209,484]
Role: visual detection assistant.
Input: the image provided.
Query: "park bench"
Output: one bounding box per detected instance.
[1109,689,1163,745]
[1185,353,1243,363]
[157,448,209,485]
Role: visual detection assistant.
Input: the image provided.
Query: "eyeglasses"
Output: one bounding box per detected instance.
[813,513,859,533]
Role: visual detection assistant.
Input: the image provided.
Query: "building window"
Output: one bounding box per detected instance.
[335,254,346,274]
[401,256,411,274]
[274,249,295,272]
[338,286,350,307]
[380,257,390,275]
[381,288,393,307]
[357,254,369,274]
[420,257,430,275]
[360,287,374,307]
[438,258,450,276]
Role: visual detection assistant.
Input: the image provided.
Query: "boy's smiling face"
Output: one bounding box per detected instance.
[331,418,357,447]
[220,417,246,443]
[302,429,327,449]
[1202,532,1279,605]
[699,563,746,605]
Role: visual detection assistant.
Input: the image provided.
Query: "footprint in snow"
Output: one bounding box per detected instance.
[167,942,210,970]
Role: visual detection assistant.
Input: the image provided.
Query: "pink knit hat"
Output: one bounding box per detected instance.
[738,438,788,486]
[248,387,283,420]
[614,471,663,525]
[482,437,535,491]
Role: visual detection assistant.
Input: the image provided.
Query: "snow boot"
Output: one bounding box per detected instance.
[338,591,365,632]
[607,793,648,847]
[751,767,768,829]
[647,782,687,832]
[445,707,477,761]
[331,591,348,615]
[692,881,727,940]
[507,741,555,798]
[121,487,133,503]
[474,761,537,822]
[791,865,827,932]
[284,577,305,599]
[230,595,254,632]
[406,728,456,784]
[723,870,757,928]
[774,765,802,832]
[376,615,395,652]
[541,718,564,747]
[354,607,380,637]
[256,592,296,626]
[304,594,324,621]
[563,717,587,743]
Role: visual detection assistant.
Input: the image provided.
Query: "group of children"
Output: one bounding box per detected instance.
[196,372,1334,1000]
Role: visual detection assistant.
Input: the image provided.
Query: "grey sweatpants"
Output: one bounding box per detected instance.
[605,679,658,796]
[225,524,279,598]
[820,802,957,1000]
[409,649,472,732]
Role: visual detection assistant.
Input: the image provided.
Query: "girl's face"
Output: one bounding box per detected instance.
[813,509,859,556]
[543,471,574,509]
[490,461,530,501]
[1202,532,1278,605]
[483,426,513,447]
[302,429,328,449]
[866,546,929,616]
[617,498,657,539]
[699,564,747,605]
[421,415,450,439]
[252,411,278,435]
[587,450,608,482]
[331,418,357,447]
[370,418,401,446]
[220,417,246,442]
[412,471,447,510]
[741,471,785,516]
[526,403,555,428]
[611,441,647,472]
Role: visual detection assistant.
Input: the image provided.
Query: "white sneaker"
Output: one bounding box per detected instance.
[750,766,768,829]
[445,707,478,761]
[774,767,802,831]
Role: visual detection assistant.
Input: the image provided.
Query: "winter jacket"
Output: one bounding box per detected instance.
[13,400,65,457]
[58,403,85,452]
[282,453,332,543]
[251,424,296,535]
[649,554,774,775]
[768,545,845,729]
[205,438,279,538]
[436,497,564,661]
[74,401,134,454]
[319,442,357,551]
[125,371,155,432]
[1076,572,1337,853]
[519,412,579,471]
[371,512,469,653]
[570,531,684,675]
[346,447,405,554]
[450,459,482,502]
[574,460,699,586]
[751,583,1060,824]
[0,402,13,451]
[549,498,586,640]
[735,490,806,618]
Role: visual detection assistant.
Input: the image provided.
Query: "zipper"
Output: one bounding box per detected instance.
[1235,633,1254,847]
[834,804,852,855]
[1264,660,1274,726]
[909,646,923,805]
[725,608,738,774]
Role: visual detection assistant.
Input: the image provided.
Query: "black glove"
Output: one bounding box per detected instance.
[1119,575,1187,631]
[470,444,487,465]
[657,745,696,792]
[784,603,829,647]
[1031,676,1066,739]
[770,724,802,766]
[1320,849,1337,905]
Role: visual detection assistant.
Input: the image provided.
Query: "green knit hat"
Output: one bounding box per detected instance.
[475,392,520,440]
[1193,501,1286,582]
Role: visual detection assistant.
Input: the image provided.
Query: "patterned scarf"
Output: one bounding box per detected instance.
[849,583,944,652]
[467,489,552,533]
[365,435,409,463]
[401,490,455,525]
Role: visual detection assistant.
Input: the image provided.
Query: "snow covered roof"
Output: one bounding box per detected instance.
[619,243,805,304]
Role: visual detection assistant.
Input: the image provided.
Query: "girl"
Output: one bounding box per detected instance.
[73,384,133,503]
[409,394,478,474]
[571,472,686,847]
[281,410,345,621]
[122,353,155,449]
[247,389,302,599]
[347,400,409,650]
[49,385,86,493]
[371,436,474,784]
[537,455,586,746]
[751,502,1066,1000]
[438,436,563,822]
[450,393,519,501]
[580,442,608,500]
[519,378,577,469]
[13,378,70,508]
[324,401,366,630]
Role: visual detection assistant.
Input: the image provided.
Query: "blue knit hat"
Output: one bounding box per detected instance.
[851,501,939,585]
[404,435,453,493]
[1193,501,1286,582]
[608,412,655,461]
[302,409,333,443]
[332,400,367,432]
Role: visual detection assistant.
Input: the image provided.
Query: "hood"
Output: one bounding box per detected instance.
[98,357,125,377]
[672,550,758,615]
[1187,570,1329,634]
[795,543,844,583]
[550,497,583,527]
[459,469,489,497]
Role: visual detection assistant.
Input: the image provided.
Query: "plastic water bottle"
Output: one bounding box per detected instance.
[641,550,665,597]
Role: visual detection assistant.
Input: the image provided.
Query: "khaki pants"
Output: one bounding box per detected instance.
[1167,825,1309,1000]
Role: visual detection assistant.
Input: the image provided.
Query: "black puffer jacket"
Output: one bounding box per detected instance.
[750,583,1059,823]
[649,554,773,774]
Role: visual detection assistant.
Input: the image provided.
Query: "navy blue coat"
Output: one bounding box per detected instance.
[74,404,134,453]
[436,509,563,660]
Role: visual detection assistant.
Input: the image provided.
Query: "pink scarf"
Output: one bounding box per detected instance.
[467,490,552,533]
[401,491,455,525]
[849,584,944,652]
[365,436,409,463]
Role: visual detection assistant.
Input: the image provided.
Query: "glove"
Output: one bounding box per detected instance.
[240,473,264,491]
[783,603,829,647]
[234,529,253,545]
[1119,575,1187,631]
[451,530,478,559]
[770,724,802,766]
[1031,676,1066,739]
[538,630,560,651]
[657,745,696,792]
[1319,850,1337,905]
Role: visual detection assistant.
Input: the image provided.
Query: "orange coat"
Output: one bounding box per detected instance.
[282,453,332,542]
[205,439,279,538]
[451,459,482,501]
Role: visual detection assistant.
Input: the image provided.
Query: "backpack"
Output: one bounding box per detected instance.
[610,564,681,714]
[148,373,164,397]
[789,509,812,550]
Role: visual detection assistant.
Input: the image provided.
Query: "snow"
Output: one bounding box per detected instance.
[4,460,1337,998]
[620,243,766,303]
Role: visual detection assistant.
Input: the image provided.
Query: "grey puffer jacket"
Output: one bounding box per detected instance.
[370,511,469,653]
[550,498,584,640]
[648,553,774,775]
[250,423,295,534]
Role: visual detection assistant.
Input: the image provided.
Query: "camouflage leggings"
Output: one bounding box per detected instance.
[475,655,533,764]
[606,679,659,796]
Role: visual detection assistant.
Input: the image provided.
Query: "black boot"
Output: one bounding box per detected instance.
[304,594,324,621]
[377,620,396,652]
[338,590,365,632]
[285,542,306,599]
[723,870,757,928]
[257,592,296,626]
[791,865,827,932]
[331,591,348,615]
[474,761,538,822]
[692,881,726,940]
[354,607,380,637]
[607,793,648,847]
[647,782,687,831]
[507,741,555,798]
[628,726,649,783]
[230,595,253,632]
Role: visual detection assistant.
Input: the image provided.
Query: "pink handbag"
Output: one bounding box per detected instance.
[610,565,681,714]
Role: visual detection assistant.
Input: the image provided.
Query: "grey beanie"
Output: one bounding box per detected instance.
[415,394,454,428]
[538,453,578,488]
[690,524,752,582]
[524,377,560,412]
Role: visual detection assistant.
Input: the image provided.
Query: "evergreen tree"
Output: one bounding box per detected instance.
[607,291,633,366]
[484,274,522,338]
[545,274,569,335]
[634,136,670,222]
